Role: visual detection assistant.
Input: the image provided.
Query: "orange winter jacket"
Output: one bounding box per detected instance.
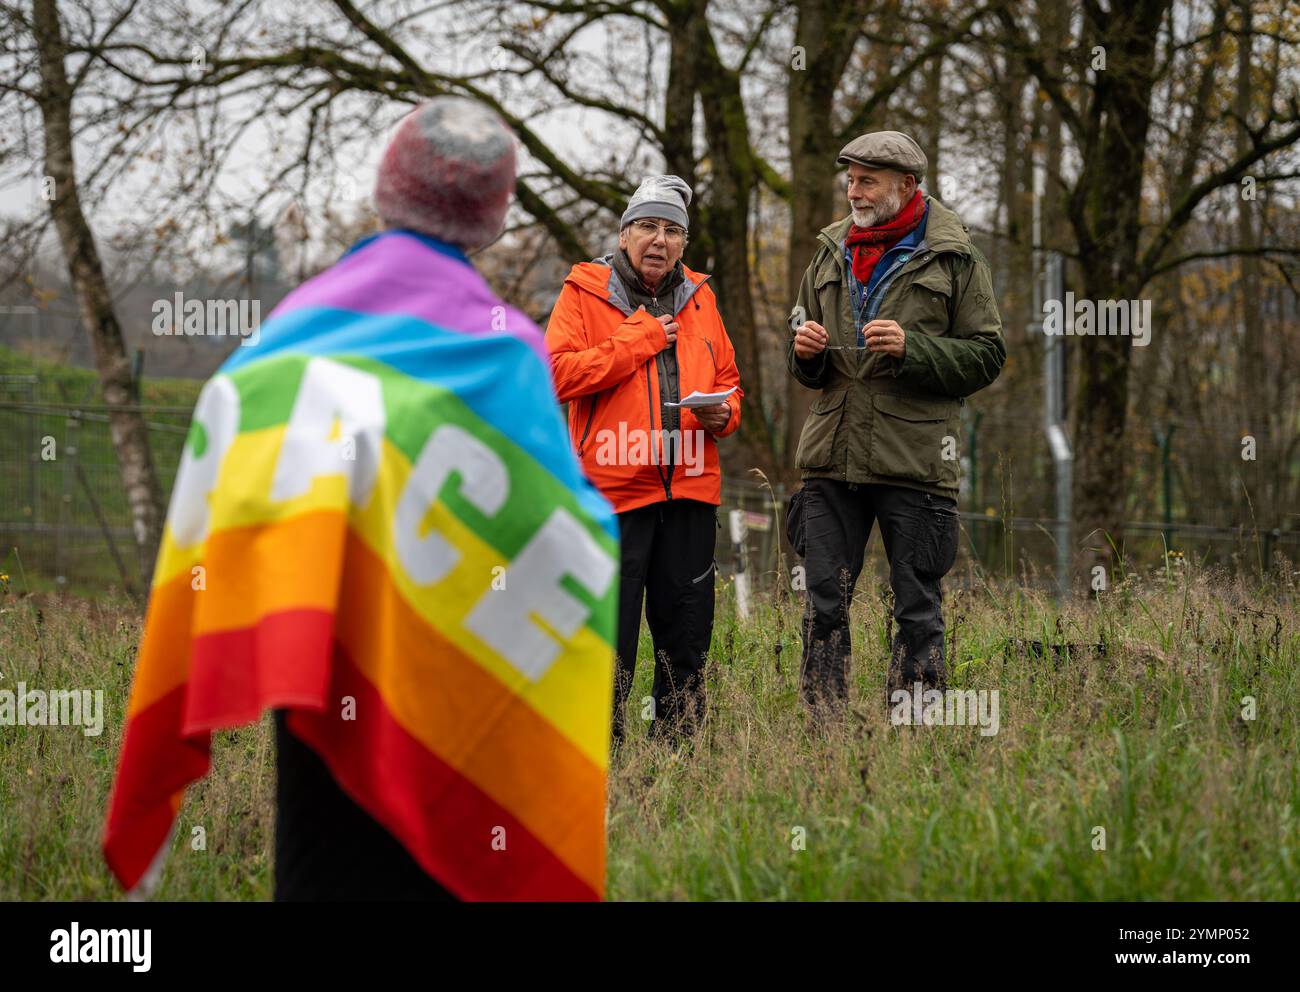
[544,258,743,515]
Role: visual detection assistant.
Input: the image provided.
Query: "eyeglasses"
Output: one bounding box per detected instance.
[630,219,688,245]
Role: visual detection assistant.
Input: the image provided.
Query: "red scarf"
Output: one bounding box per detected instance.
[845,189,926,286]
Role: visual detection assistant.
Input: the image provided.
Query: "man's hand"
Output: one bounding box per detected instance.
[862,319,906,359]
[792,320,829,360]
[695,402,730,434]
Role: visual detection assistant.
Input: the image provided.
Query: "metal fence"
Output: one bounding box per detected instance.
[1,370,1297,595]
[719,474,1300,601]
[0,374,189,593]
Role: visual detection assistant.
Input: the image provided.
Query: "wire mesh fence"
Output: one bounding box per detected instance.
[0,374,189,593]
[1,368,1297,595]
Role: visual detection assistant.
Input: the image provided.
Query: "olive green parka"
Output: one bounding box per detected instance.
[786,195,1006,496]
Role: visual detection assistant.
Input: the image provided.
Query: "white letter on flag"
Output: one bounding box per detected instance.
[395,424,509,585]
[271,357,387,506]
[168,375,240,547]
[464,508,615,681]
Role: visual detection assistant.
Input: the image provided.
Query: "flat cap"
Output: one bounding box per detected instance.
[837,130,927,180]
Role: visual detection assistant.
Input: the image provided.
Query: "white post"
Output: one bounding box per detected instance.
[1033,144,1073,600]
[729,508,750,619]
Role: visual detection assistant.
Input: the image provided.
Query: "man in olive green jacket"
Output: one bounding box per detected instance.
[786,130,1005,718]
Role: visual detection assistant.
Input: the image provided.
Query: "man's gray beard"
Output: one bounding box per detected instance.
[851,185,905,228]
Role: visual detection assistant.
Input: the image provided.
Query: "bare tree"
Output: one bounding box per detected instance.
[995,0,1300,566]
[17,0,165,587]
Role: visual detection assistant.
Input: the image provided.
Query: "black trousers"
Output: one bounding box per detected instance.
[613,499,717,745]
[797,479,959,717]
[273,710,457,901]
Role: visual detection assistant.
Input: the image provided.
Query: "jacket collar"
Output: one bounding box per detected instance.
[565,254,711,318]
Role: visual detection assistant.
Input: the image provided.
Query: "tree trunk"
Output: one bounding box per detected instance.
[32,0,164,589]
[1235,0,1266,522]
[999,55,1030,345]
[1070,0,1171,568]
[688,0,775,474]
[782,0,872,476]
[921,50,944,200]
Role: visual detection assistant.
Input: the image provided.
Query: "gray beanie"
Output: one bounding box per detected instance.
[620,175,692,231]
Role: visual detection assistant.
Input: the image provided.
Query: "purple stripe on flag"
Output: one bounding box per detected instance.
[268,230,549,365]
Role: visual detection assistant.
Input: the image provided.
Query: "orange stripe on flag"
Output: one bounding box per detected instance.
[332,531,606,892]
[127,510,346,719]
[191,509,345,636]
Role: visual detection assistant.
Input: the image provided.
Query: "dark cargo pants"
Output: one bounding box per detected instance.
[796,478,959,717]
[613,499,717,746]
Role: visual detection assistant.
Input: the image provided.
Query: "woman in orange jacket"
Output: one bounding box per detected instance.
[544,175,743,746]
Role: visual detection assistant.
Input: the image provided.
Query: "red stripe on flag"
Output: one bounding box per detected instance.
[185,608,335,731]
[286,641,601,901]
[106,610,337,890]
[103,683,208,891]
[105,621,600,899]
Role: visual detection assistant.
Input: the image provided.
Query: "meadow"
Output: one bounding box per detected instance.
[1,560,1297,900]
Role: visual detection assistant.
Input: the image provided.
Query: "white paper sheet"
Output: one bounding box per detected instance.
[664,386,739,409]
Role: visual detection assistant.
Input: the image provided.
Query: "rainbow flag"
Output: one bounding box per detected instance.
[103,229,618,900]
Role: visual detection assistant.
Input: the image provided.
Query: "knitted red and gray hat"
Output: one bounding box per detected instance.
[373,96,517,250]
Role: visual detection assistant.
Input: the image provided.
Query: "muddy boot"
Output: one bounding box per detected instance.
[922,643,948,692]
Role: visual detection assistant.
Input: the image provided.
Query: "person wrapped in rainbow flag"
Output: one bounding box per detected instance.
[103,97,618,901]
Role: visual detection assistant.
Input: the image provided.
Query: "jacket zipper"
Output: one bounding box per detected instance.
[650,293,675,500]
[646,357,672,500]
[577,394,599,456]
[838,236,941,379]
[849,243,916,338]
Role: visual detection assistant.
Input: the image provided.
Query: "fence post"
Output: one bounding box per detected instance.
[1150,422,1177,552]
[729,509,750,619]
[57,410,80,588]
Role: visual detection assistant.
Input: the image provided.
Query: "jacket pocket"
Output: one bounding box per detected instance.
[814,257,841,290]
[913,493,960,580]
[911,265,954,301]
[869,392,957,485]
[795,388,848,471]
[899,265,956,336]
[576,392,602,456]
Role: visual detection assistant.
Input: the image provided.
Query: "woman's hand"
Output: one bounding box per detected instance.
[694,403,731,434]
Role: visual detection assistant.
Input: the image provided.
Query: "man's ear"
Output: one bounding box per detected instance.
[618,227,629,252]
